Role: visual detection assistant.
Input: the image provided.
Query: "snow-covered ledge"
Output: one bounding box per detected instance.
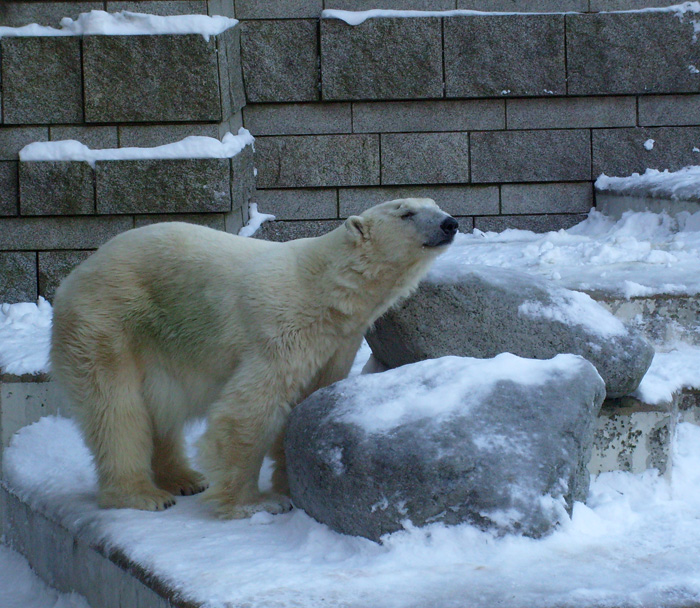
[595,167,700,218]
[321,2,700,25]
[0,10,238,40]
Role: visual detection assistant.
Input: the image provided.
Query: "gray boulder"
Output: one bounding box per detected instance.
[286,354,606,542]
[366,265,654,398]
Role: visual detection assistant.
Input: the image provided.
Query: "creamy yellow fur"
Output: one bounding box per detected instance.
[50,198,451,517]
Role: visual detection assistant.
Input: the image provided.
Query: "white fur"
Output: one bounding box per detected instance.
[50,198,452,517]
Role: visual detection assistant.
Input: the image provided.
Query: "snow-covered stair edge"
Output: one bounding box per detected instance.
[596,192,700,220]
[0,483,196,608]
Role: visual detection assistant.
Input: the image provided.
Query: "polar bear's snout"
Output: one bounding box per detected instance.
[415,209,459,248]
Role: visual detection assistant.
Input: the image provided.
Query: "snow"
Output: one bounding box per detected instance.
[20,129,254,169]
[634,343,700,404]
[0,545,89,608]
[0,10,237,40]
[7,415,700,607]
[596,165,700,202]
[334,353,593,434]
[434,208,700,298]
[238,203,275,238]
[644,138,655,150]
[0,298,52,376]
[517,289,627,339]
[322,1,700,25]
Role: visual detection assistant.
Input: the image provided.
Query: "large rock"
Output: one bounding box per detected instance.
[366,265,654,398]
[286,354,606,542]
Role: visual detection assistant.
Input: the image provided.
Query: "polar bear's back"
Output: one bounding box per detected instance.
[51,222,289,377]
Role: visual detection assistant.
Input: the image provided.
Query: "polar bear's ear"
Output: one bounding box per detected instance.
[345,216,368,244]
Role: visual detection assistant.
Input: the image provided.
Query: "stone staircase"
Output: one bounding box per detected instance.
[3,2,700,606]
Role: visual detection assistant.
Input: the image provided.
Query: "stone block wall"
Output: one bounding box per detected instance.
[2,0,700,302]
[0,0,256,303]
[235,1,700,240]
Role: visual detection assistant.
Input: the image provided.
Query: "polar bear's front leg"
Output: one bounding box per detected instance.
[198,372,292,519]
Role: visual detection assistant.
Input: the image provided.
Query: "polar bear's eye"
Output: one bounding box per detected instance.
[401,211,416,219]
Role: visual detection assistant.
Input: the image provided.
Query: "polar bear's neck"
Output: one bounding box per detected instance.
[293,228,436,336]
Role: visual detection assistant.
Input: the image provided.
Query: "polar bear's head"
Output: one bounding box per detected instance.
[344,198,458,262]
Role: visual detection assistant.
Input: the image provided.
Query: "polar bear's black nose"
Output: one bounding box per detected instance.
[441,216,458,236]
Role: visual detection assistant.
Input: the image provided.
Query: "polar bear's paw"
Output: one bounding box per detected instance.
[98,485,177,512]
[215,492,293,520]
[155,468,209,497]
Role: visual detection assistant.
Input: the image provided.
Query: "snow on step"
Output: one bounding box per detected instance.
[20,128,255,169]
[0,10,238,40]
[7,416,700,607]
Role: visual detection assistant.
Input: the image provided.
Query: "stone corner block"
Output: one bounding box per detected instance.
[321,17,443,101]
[19,161,95,216]
[96,158,232,214]
[83,34,222,123]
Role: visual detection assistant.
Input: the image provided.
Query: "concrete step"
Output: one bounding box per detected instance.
[1,484,191,608]
[2,374,699,606]
[593,293,700,348]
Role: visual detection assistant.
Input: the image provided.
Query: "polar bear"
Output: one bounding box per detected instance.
[50,198,457,517]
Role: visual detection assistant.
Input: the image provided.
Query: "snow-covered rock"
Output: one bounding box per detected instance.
[286,354,606,542]
[366,266,654,398]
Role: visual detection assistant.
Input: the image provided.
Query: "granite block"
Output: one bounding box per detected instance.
[50,126,119,149]
[475,214,586,233]
[1,37,83,124]
[325,0,455,8]
[501,182,593,214]
[471,129,591,183]
[251,188,337,220]
[241,20,319,102]
[231,145,256,209]
[353,100,504,133]
[243,103,352,135]
[255,219,342,241]
[456,0,586,9]
[134,214,226,230]
[339,184,498,217]
[207,0,235,17]
[0,216,132,250]
[255,135,380,188]
[589,0,679,9]
[83,34,222,123]
[321,17,443,101]
[0,127,48,161]
[105,1,208,14]
[225,206,245,235]
[235,0,322,18]
[381,132,470,185]
[96,159,231,214]
[0,2,101,27]
[444,14,566,98]
[217,25,246,118]
[592,127,700,177]
[117,124,221,148]
[567,12,700,95]
[38,250,93,301]
[638,95,700,127]
[507,96,636,130]
[19,162,95,216]
[0,162,18,216]
[0,252,36,303]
